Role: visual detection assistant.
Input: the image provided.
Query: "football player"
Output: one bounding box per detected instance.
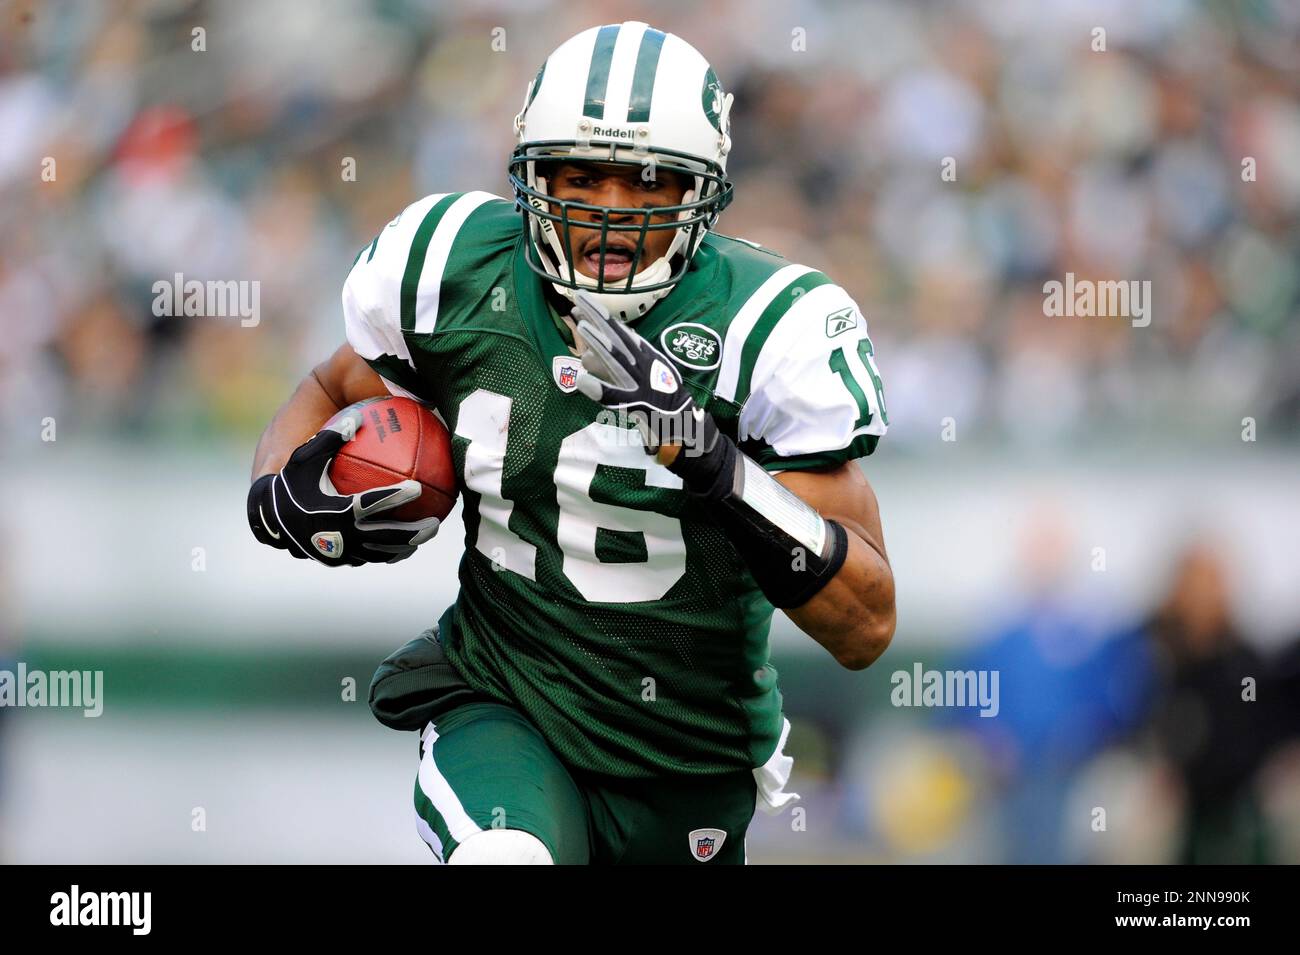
[247,21,894,864]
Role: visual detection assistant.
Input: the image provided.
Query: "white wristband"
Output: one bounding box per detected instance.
[737,455,827,556]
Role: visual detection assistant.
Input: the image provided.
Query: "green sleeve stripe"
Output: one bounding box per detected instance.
[348,229,382,273]
[365,353,423,397]
[744,432,881,472]
[441,196,515,257]
[626,28,665,122]
[582,24,620,120]
[400,193,461,333]
[734,271,834,403]
[427,196,517,334]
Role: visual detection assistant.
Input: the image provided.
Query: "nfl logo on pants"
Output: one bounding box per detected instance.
[689,828,727,862]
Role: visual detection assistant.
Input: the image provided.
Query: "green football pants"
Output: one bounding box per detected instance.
[413,700,761,864]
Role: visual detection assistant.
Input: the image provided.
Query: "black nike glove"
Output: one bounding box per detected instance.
[571,290,729,491]
[247,407,440,566]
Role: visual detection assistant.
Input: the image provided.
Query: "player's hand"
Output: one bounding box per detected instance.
[571,290,722,466]
[247,408,440,566]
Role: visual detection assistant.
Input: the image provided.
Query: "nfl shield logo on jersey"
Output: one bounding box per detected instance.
[552,355,581,393]
[688,827,727,862]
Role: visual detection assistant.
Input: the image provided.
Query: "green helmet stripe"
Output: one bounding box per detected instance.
[582,24,620,120]
[701,67,725,132]
[526,60,546,110]
[625,27,666,123]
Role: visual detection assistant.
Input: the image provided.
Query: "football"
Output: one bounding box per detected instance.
[326,396,457,522]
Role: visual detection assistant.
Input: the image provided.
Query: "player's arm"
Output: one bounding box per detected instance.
[772,464,893,670]
[249,194,456,566]
[250,343,387,479]
[643,450,893,670]
[246,343,438,566]
[249,189,460,566]
[570,289,895,671]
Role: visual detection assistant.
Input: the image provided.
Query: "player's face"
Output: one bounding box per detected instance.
[548,161,688,283]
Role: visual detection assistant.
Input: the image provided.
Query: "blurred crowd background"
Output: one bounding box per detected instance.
[3,0,1300,445]
[1,0,1298,863]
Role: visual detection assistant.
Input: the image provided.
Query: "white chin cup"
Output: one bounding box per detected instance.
[548,257,674,324]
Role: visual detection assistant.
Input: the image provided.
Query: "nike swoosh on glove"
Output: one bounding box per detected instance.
[247,407,440,566]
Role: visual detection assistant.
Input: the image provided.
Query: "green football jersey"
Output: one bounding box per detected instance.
[343,191,887,779]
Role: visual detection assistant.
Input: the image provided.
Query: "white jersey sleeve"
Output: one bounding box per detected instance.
[340,193,449,398]
[734,280,888,471]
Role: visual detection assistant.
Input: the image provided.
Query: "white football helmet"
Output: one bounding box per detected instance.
[509,21,734,322]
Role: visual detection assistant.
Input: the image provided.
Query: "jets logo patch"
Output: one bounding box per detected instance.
[312,531,343,558]
[825,307,856,338]
[660,322,721,371]
[552,355,582,393]
[688,827,727,862]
